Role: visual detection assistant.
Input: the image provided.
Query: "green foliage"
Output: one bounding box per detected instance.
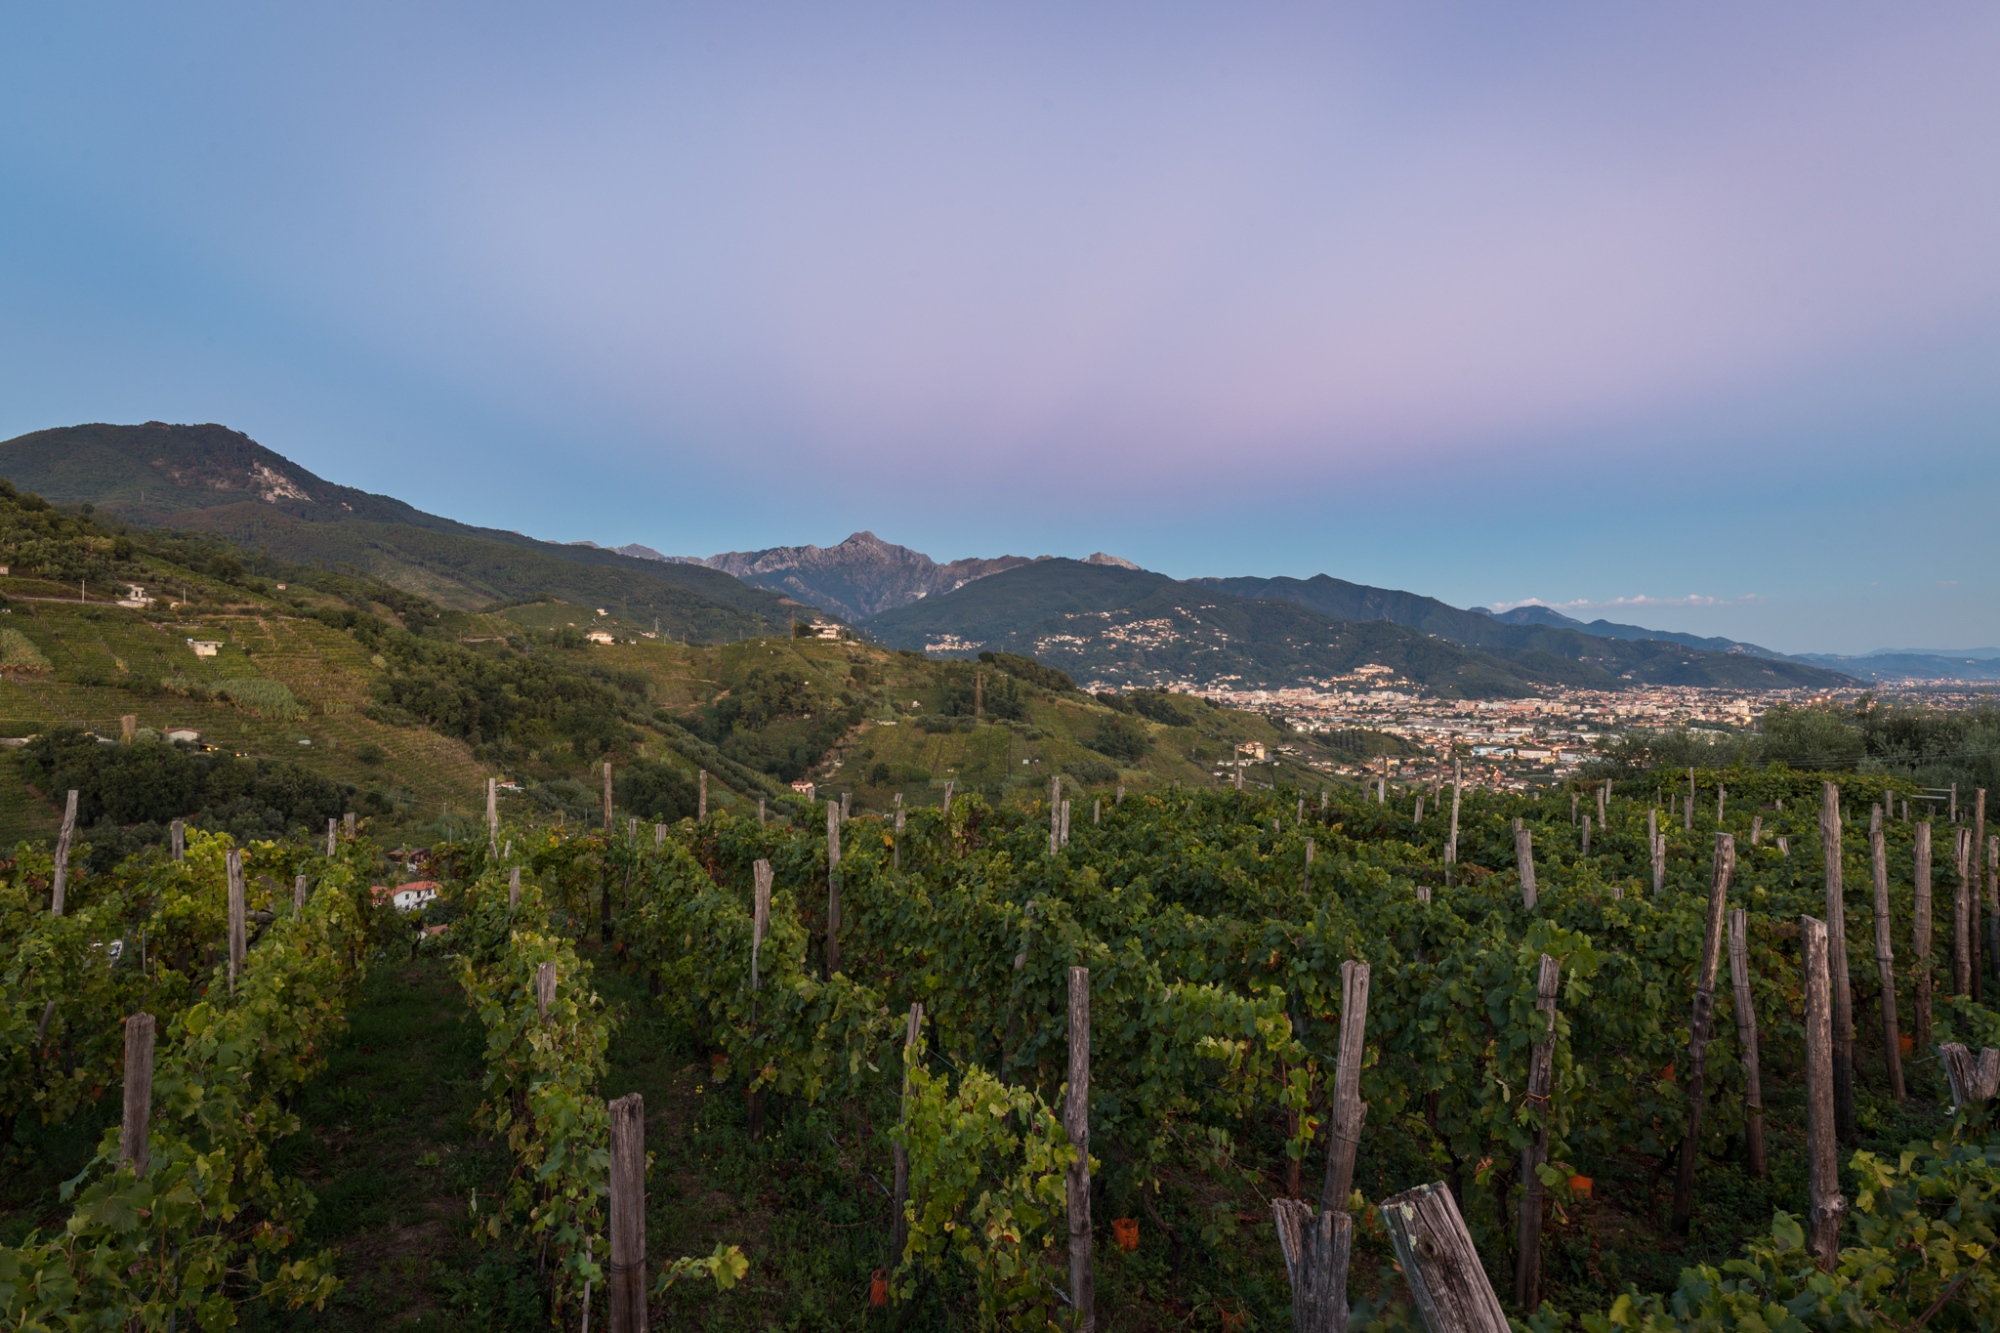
[15,727,356,863]
[977,651,1078,695]
[1084,712,1151,763]
[613,757,699,823]
[160,673,308,720]
[0,627,49,672]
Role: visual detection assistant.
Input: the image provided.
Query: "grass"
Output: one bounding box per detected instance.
[261,950,544,1331]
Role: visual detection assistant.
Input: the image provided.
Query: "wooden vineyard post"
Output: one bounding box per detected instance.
[1065,966,1094,1330]
[1304,837,1315,893]
[1953,826,1972,996]
[1650,808,1664,896]
[749,858,773,1140]
[293,874,307,913]
[1319,788,1327,816]
[1514,821,1537,909]
[608,1092,646,1333]
[1717,784,1726,822]
[171,819,185,861]
[1571,792,1578,827]
[1093,797,1101,827]
[653,823,666,849]
[698,769,708,822]
[826,802,842,977]
[1913,822,1934,1049]
[1979,789,1993,989]
[533,961,559,1020]
[1381,1182,1508,1333]
[1415,794,1424,823]
[1445,760,1462,878]
[1800,916,1844,1269]
[841,791,850,822]
[1321,961,1371,1212]
[122,1012,155,1176]
[50,789,77,915]
[1671,835,1735,1233]
[1822,783,1857,1141]
[890,1002,923,1268]
[1870,817,1906,1100]
[345,811,356,837]
[1581,815,1591,857]
[1272,1201,1351,1333]
[509,867,521,910]
[1050,775,1062,855]
[1297,793,1305,825]
[602,762,613,832]
[1598,780,1609,829]
[226,849,246,993]
[1939,1043,2000,1110]
[893,794,904,870]
[1727,908,1766,1177]
[486,777,498,848]
[325,818,337,857]
[1686,767,1695,831]
[1061,800,1071,847]
[1751,815,1763,846]
[1957,828,1976,998]
[758,795,767,826]
[1516,954,1561,1310]
[1990,833,1999,997]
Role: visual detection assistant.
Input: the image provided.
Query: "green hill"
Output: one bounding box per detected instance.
[0,422,797,641]
[863,560,1853,694]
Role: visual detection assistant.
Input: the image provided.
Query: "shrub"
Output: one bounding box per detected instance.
[0,627,50,672]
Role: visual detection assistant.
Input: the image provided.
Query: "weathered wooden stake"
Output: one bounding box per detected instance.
[171,819,185,861]
[1955,826,1974,996]
[1066,966,1094,1331]
[1717,785,1726,822]
[608,1092,647,1333]
[1516,954,1561,1309]
[227,849,245,992]
[1913,822,1934,1050]
[344,811,356,836]
[1727,908,1767,1177]
[1940,1042,2000,1109]
[1685,768,1695,831]
[293,873,307,912]
[1061,800,1071,847]
[1049,775,1061,855]
[1978,790,1992,989]
[121,1012,155,1176]
[758,795,766,825]
[1445,761,1462,872]
[509,866,521,910]
[1570,792,1579,826]
[51,789,78,915]
[1598,781,1609,829]
[1514,820,1537,909]
[535,960,557,1020]
[486,777,498,845]
[1093,798,1101,827]
[1381,1182,1508,1333]
[1273,1201,1352,1333]
[1822,783,1857,1141]
[1581,815,1592,857]
[602,762,613,831]
[1751,815,1763,846]
[890,1002,923,1268]
[653,823,666,849]
[826,802,842,976]
[1671,835,1735,1233]
[1800,916,1844,1270]
[751,859,772,992]
[1304,837,1316,893]
[1870,817,1906,1100]
[1321,961,1371,1213]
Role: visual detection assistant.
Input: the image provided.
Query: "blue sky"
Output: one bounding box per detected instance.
[2,3,1995,654]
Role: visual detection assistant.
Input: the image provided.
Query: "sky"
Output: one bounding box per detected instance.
[1,3,1995,656]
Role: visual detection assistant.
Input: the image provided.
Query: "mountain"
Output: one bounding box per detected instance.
[683,531,1040,620]
[1789,652,2000,683]
[0,422,797,641]
[1472,603,1784,658]
[862,560,1852,695]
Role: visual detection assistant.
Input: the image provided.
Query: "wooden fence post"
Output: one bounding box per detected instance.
[1581,815,1592,857]
[509,867,521,910]
[536,961,557,1021]
[1516,954,1561,1309]
[1514,822,1537,910]
[1650,808,1663,896]
[1304,837,1315,893]
[1718,785,1726,822]
[890,1002,923,1269]
[51,789,78,915]
[1381,1182,1508,1333]
[653,823,666,849]
[1050,776,1062,855]
[227,849,245,993]
[1801,916,1844,1269]
[1272,1201,1351,1333]
[344,811,356,837]
[758,795,767,825]
[1598,781,1609,829]
[1445,761,1462,875]
[1870,817,1906,1100]
[826,803,842,977]
[1751,815,1763,846]
[1822,783,1857,1141]
[1686,767,1695,831]
[171,819,185,861]
[1571,792,1579,827]
[1913,822,1934,1050]
[1939,1043,2000,1109]
[751,859,772,992]
[294,874,307,912]
[1956,827,1976,998]
[1727,908,1766,1177]
[1321,961,1371,1212]
[699,770,708,822]
[121,1013,155,1176]
[602,762,613,832]
[487,777,498,847]
[1061,800,1071,847]
[325,818,337,857]
[608,1092,647,1333]
[1066,966,1094,1332]
[1093,798,1101,827]
[1990,834,1999,996]
[1672,835,1735,1233]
